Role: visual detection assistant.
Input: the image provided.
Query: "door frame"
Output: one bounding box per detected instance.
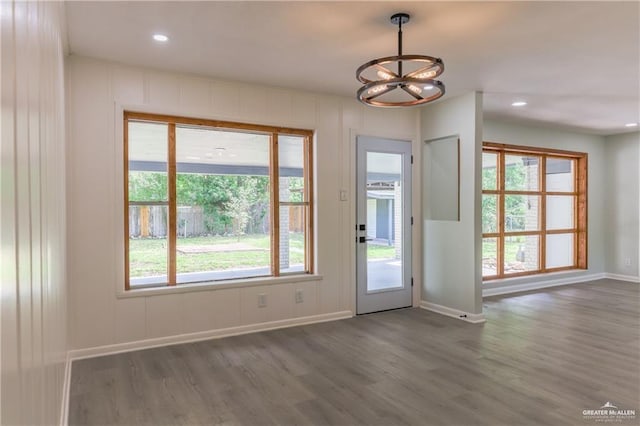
[348,130,421,315]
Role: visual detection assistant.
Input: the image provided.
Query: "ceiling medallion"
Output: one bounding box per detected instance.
[356,13,445,107]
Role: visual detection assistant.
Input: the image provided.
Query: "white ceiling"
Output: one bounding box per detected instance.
[65,1,640,135]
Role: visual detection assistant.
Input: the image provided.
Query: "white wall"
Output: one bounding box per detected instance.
[66,56,418,352]
[421,92,484,315]
[604,131,640,279]
[1,1,68,424]
[483,119,607,290]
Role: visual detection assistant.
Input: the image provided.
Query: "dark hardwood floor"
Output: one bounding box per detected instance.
[69,279,640,425]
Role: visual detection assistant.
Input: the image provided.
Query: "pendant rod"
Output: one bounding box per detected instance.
[397,18,403,77]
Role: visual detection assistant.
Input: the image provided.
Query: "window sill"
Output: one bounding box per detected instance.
[117,274,324,299]
[483,268,587,287]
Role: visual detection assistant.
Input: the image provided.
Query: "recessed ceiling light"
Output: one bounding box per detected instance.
[153,34,169,42]
[511,101,527,107]
[624,122,638,127]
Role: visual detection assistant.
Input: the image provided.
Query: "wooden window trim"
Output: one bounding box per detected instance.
[124,117,130,290]
[271,133,280,277]
[482,142,587,281]
[124,111,314,290]
[168,123,177,285]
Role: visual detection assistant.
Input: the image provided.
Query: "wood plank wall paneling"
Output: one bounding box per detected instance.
[67,54,418,351]
[0,2,68,425]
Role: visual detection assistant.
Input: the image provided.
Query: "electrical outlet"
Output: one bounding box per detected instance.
[258,293,267,308]
[295,289,304,303]
[624,257,632,267]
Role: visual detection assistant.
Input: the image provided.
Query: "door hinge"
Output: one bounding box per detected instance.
[411,277,414,287]
[411,216,414,225]
[411,155,414,164]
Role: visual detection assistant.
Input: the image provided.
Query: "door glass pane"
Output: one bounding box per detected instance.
[175,126,271,283]
[546,157,575,192]
[482,151,498,190]
[504,235,539,274]
[505,154,540,191]
[546,233,574,268]
[366,152,403,292]
[504,195,540,231]
[547,195,575,230]
[482,237,498,277]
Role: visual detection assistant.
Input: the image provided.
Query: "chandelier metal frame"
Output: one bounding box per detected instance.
[356,13,446,107]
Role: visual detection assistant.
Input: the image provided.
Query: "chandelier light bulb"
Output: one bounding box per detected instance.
[367,85,389,95]
[414,70,437,79]
[407,84,422,94]
[377,70,395,80]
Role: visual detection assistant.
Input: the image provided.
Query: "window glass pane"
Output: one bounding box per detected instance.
[175,126,271,283]
[505,154,540,191]
[482,152,498,190]
[546,233,574,268]
[504,195,540,232]
[128,205,168,286]
[482,194,498,233]
[280,205,306,274]
[279,135,306,202]
[128,121,168,202]
[546,157,575,192]
[504,235,539,274]
[482,237,498,277]
[547,195,575,230]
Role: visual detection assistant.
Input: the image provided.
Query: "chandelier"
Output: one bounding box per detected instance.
[356,13,445,107]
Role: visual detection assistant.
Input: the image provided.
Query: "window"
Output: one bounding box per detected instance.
[124,112,314,289]
[482,143,587,280]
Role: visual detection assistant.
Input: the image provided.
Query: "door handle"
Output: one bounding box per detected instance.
[359,236,374,243]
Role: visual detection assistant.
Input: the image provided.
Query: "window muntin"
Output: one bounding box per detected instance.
[482,143,586,280]
[124,112,314,290]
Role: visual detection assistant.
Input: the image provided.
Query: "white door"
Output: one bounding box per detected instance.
[356,136,412,314]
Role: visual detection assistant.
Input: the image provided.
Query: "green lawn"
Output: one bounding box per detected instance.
[367,244,397,260]
[129,234,304,277]
[130,234,398,278]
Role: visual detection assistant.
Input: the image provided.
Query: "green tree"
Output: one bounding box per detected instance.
[224,176,260,240]
[131,171,271,237]
[128,171,167,201]
[482,159,531,232]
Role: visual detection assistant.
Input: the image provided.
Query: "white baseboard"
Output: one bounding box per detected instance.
[68,310,353,361]
[59,352,71,426]
[419,301,486,324]
[604,273,640,283]
[482,273,606,297]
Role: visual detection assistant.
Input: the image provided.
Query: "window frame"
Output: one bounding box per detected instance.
[482,142,587,280]
[124,111,314,290]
